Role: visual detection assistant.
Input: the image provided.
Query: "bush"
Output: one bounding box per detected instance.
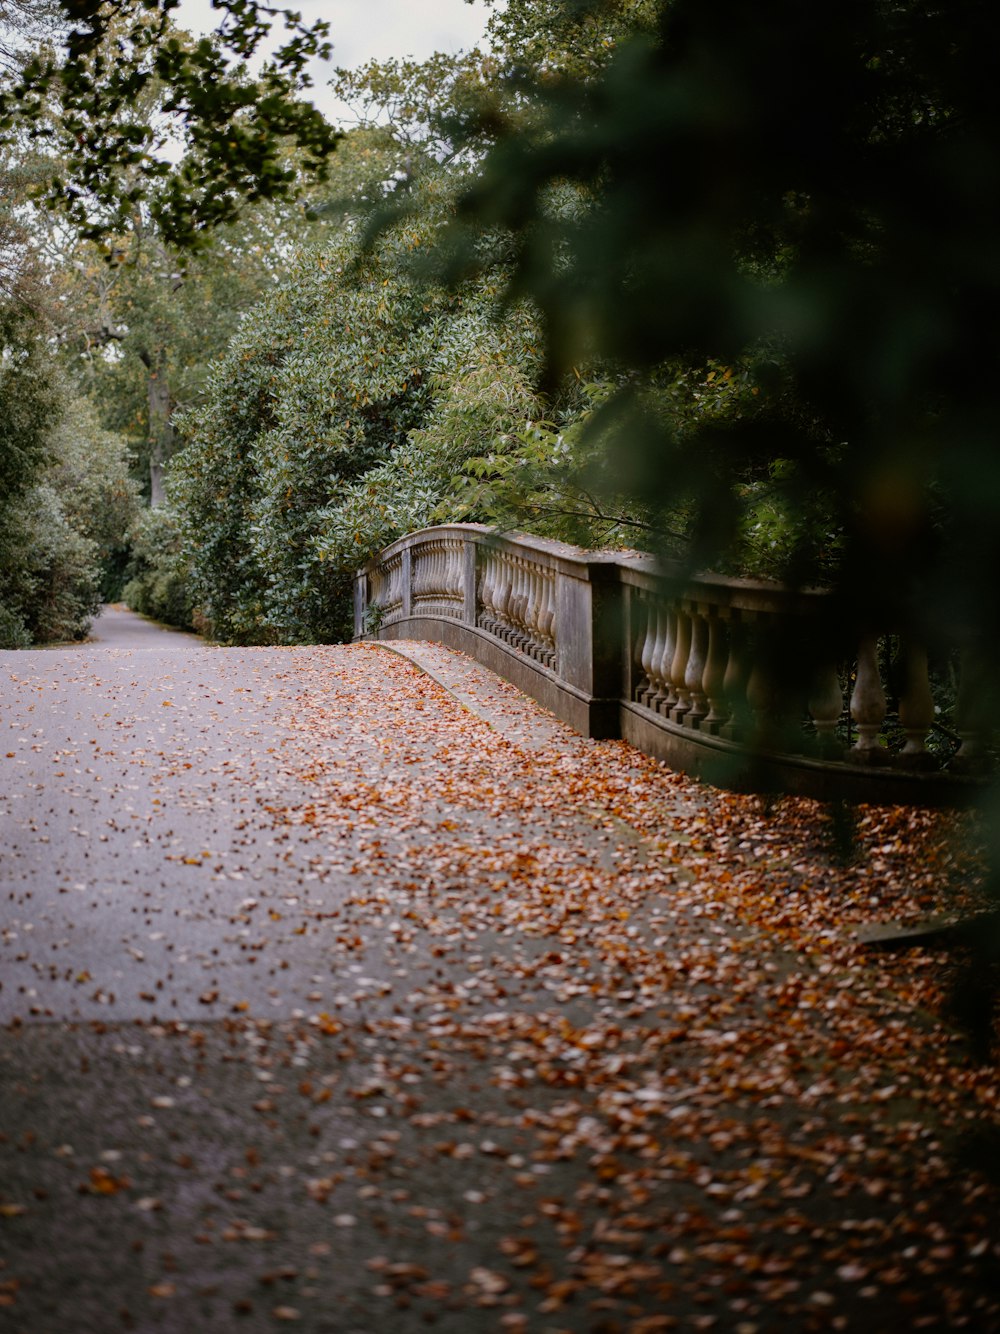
[48,399,141,601]
[0,382,140,644]
[173,171,545,644]
[2,485,103,644]
[123,505,197,631]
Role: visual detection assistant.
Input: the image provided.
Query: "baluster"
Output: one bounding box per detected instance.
[434,543,444,599]
[632,593,650,702]
[657,605,679,713]
[685,610,709,725]
[540,572,557,664]
[386,558,399,615]
[423,544,434,601]
[495,555,513,636]
[436,542,446,600]
[850,634,889,763]
[953,645,992,773]
[896,639,936,769]
[424,546,433,602]
[720,617,751,740]
[449,542,462,607]
[510,555,524,638]
[808,661,844,758]
[508,556,523,640]
[668,608,693,722]
[488,551,502,630]
[443,542,453,603]
[512,559,528,642]
[701,614,731,732]
[519,563,532,649]
[522,561,536,645]
[637,595,656,705]
[524,564,541,655]
[646,603,669,709]
[478,551,495,629]
[440,542,451,608]
[455,542,465,612]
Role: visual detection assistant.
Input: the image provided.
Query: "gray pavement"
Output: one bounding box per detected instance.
[1,608,998,1334]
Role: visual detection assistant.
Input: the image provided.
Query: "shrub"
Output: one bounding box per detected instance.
[173,172,545,643]
[122,504,197,630]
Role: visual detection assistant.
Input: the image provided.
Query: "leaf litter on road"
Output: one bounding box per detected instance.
[0,635,998,1332]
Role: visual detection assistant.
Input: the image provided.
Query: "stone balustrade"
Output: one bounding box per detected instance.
[355,524,991,804]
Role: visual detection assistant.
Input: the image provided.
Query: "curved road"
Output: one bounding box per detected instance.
[1,607,997,1333]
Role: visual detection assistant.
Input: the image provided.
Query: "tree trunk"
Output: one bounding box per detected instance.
[144,356,174,508]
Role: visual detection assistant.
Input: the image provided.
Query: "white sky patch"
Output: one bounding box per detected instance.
[175,0,495,125]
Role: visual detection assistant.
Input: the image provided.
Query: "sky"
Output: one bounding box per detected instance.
[176,0,495,125]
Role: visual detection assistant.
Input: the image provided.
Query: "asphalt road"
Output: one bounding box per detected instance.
[2,605,363,1026]
[2,606,684,1334]
[1,606,997,1334]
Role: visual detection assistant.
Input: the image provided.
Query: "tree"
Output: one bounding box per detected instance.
[0,0,62,77]
[0,312,138,644]
[26,95,331,502]
[170,144,546,644]
[0,0,340,248]
[449,0,1000,1043]
[449,1,999,601]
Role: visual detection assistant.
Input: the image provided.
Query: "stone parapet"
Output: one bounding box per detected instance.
[356,525,991,805]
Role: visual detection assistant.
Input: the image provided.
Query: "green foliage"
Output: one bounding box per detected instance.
[0,297,137,643]
[330,51,496,165]
[26,120,334,500]
[0,303,60,500]
[449,0,1000,622]
[0,0,340,248]
[452,379,653,548]
[172,167,546,643]
[315,303,545,565]
[1,482,102,644]
[170,215,418,643]
[47,397,141,598]
[122,503,195,630]
[0,306,95,646]
[482,0,662,82]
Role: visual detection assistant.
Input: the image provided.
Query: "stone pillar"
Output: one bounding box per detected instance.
[808,661,844,758]
[462,539,478,626]
[701,613,730,733]
[896,639,936,769]
[354,572,368,638]
[400,546,412,619]
[850,634,888,763]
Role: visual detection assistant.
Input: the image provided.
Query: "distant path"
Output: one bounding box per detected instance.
[0,611,996,1333]
[86,602,206,649]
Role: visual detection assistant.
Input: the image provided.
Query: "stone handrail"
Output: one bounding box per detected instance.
[355,524,991,804]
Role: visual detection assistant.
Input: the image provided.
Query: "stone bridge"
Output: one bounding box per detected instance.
[357,523,991,807]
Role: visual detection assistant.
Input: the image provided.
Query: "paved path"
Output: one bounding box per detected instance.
[1,608,997,1333]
